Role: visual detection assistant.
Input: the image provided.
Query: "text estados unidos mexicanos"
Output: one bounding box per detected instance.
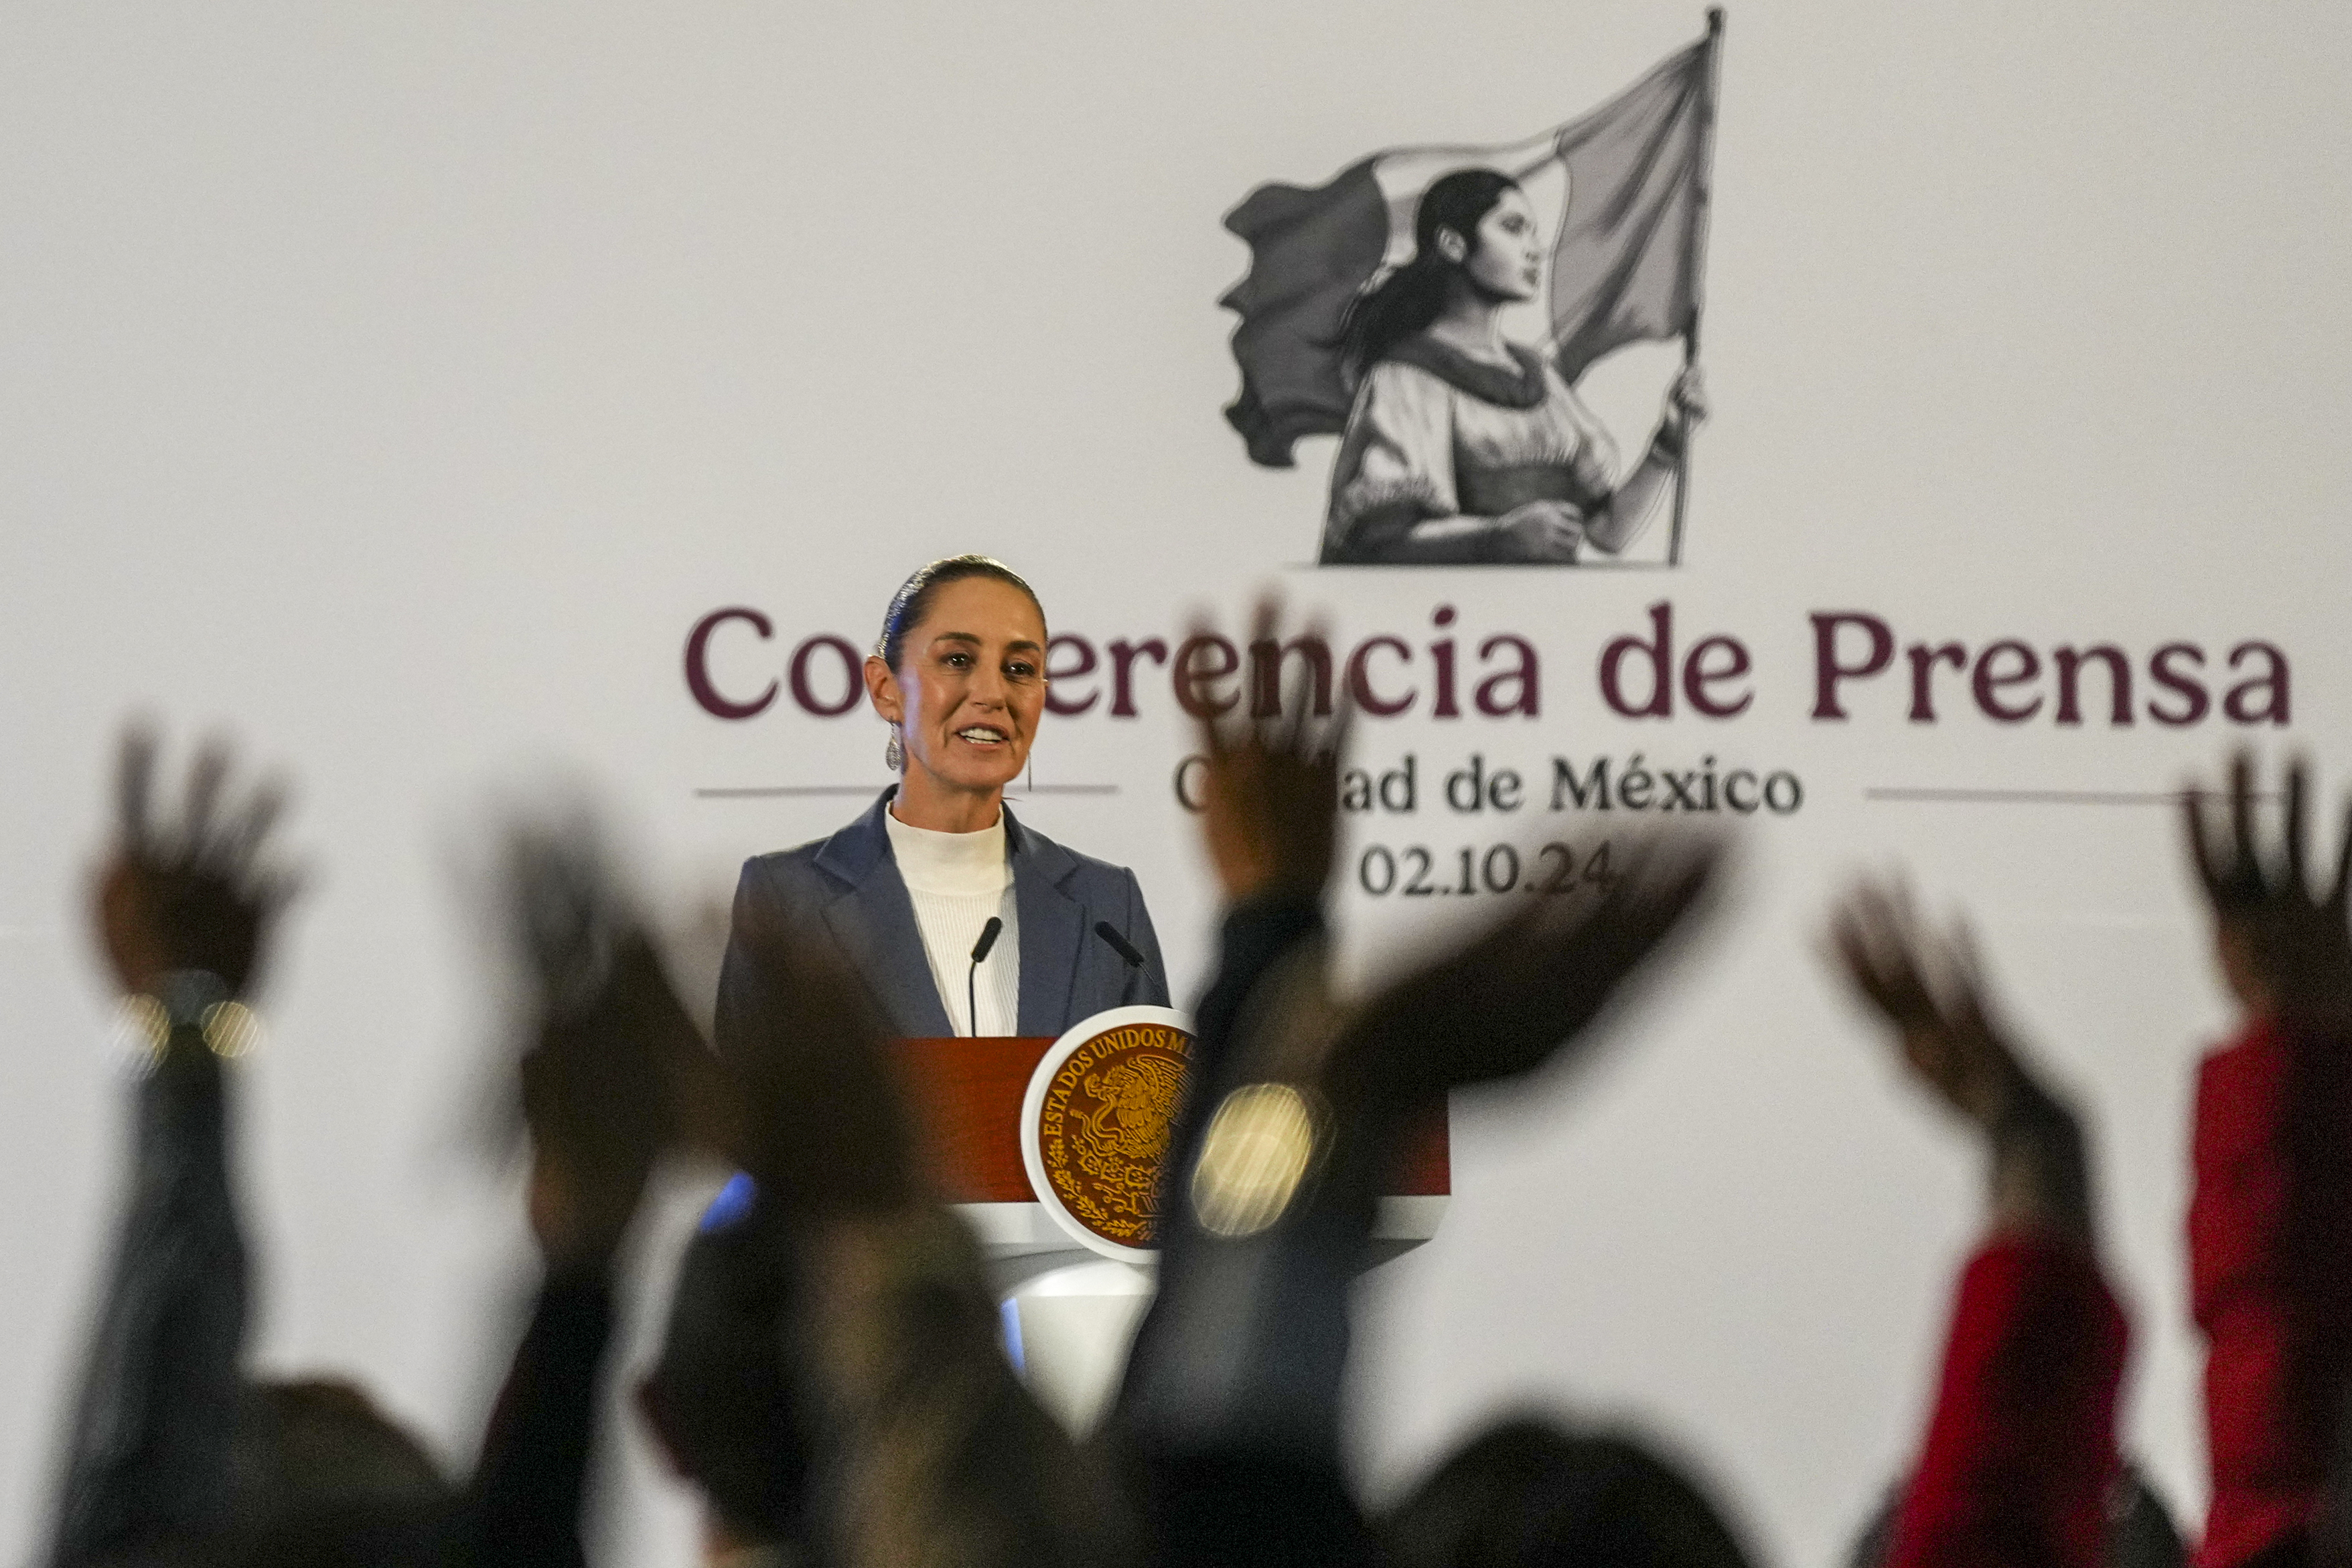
[684,601,2290,729]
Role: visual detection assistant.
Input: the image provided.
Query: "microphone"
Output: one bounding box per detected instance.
[970,917,1004,965]
[966,916,1004,1038]
[1093,920,1147,970]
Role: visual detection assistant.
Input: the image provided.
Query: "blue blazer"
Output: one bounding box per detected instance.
[715,787,1170,1047]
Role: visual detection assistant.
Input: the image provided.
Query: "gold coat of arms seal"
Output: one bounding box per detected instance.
[1020,1006,1194,1260]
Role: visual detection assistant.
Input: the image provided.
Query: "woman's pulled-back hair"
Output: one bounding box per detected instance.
[1338,167,1522,386]
[875,555,1045,673]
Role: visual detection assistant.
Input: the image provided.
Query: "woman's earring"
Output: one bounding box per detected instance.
[884,726,903,771]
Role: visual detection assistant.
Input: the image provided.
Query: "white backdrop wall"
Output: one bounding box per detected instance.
[6,3,2351,1561]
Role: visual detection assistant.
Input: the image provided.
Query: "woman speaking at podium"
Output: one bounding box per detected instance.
[716,555,1169,1050]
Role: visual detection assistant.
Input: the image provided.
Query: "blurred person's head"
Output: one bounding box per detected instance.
[1844,1462,2186,1568]
[865,556,1047,829]
[638,1176,812,1559]
[216,1377,451,1563]
[1381,1417,1757,1568]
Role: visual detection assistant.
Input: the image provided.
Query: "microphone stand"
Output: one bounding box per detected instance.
[966,915,1004,1038]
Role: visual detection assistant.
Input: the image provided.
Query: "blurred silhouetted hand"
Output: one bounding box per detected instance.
[1827,880,2089,1242]
[505,823,734,1267]
[2183,752,2352,1031]
[1337,836,1720,1104]
[1828,883,2036,1131]
[93,724,297,1000]
[1192,597,1348,907]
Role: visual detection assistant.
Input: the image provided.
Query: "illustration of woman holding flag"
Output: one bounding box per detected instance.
[1320,168,1706,566]
[1218,18,1724,566]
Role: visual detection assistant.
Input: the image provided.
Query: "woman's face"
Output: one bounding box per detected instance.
[1460,186,1542,302]
[866,576,1047,803]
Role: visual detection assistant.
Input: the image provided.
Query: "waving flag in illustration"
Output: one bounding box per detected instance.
[1220,15,1724,481]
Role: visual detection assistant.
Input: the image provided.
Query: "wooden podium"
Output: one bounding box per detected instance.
[889,1036,1449,1261]
[892,1033,1449,1433]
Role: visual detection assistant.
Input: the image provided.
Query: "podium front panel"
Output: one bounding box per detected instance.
[891,1036,1450,1206]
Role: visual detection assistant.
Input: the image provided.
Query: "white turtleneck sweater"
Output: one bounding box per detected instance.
[883,806,1021,1037]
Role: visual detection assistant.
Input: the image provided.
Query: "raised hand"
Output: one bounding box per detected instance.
[93,722,297,1000]
[1825,882,2036,1130]
[503,820,733,1265]
[1192,595,1349,906]
[1339,834,1720,1103]
[1826,880,2089,1241]
[2181,751,2352,1029]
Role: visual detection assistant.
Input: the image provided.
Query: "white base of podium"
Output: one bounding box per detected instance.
[999,1259,1155,1435]
[956,1197,1449,1435]
[958,1195,1448,1265]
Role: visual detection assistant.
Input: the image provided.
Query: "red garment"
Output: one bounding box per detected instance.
[1890,1235,2129,1568]
[2191,1018,2352,1568]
